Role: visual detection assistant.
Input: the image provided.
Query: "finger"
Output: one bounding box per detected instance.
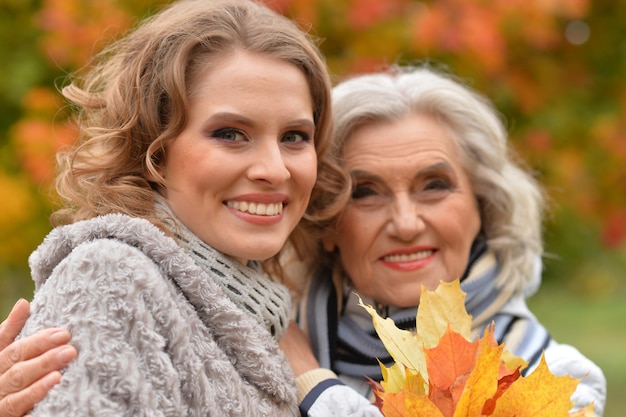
[0,371,62,417]
[0,300,30,350]
[0,328,72,375]
[0,345,77,399]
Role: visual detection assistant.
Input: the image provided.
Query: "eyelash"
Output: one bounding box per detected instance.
[283,131,311,143]
[211,128,245,141]
[351,184,378,199]
[425,178,452,191]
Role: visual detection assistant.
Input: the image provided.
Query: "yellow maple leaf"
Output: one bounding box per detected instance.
[417,280,472,348]
[358,296,427,379]
[490,355,579,417]
[453,327,505,417]
[405,368,428,397]
[380,361,409,394]
[405,391,445,417]
[502,349,528,373]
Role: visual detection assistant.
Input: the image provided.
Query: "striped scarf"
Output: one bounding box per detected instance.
[303,247,551,395]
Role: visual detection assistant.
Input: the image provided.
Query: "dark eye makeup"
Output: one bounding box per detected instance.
[210,127,246,141]
[282,131,311,143]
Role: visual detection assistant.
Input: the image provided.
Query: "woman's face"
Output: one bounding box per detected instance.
[324,113,481,307]
[162,50,317,263]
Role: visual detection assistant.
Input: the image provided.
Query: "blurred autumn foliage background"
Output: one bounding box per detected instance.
[0,0,624,414]
[4,0,625,301]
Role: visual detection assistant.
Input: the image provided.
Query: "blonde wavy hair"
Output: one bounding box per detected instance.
[305,66,545,296]
[53,0,335,274]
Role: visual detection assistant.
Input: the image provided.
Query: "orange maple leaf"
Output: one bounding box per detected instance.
[425,327,478,417]
[425,325,478,391]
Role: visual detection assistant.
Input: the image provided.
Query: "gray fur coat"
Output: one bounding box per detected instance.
[21,213,298,416]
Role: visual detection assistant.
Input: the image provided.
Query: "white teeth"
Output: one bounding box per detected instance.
[227,201,283,216]
[383,250,433,262]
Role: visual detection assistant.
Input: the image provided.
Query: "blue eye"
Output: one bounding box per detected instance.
[211,128,246,141]
[282,131,309,143]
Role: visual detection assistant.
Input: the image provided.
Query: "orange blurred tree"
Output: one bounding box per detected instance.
[1,0,625,307]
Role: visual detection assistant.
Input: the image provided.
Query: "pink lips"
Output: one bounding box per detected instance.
[225,193,288,225]
[379,247,436,271]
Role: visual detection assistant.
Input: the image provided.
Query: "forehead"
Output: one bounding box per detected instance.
[341,113,464,171]
[183,50,315,130]
[191,50,308,94]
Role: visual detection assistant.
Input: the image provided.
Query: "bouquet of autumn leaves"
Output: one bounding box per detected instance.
[358,280,596,417]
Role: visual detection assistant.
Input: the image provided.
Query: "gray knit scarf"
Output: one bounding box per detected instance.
[156,199,291,340]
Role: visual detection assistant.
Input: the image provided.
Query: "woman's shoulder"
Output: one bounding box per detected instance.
[29,213,179,285]
[29,221,174,310]
[22,215,188,338]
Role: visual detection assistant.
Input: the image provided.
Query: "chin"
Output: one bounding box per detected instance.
[389,285,425,308]
[395,296,422,308]
[244,245,284,262]
[369,289,420,308]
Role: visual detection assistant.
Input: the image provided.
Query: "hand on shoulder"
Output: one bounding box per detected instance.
[0,299,77,417]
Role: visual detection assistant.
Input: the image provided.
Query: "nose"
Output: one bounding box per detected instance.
[386,193,424,241]
[247,140,291,185]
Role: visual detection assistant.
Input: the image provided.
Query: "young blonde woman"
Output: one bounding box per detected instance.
[0,0,380,415]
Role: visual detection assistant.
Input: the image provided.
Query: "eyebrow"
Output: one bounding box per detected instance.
[349,161,455,182]
[206,112,315,131]
[207,112,254,127]
[417,161,455,177]
[349,170,382,183]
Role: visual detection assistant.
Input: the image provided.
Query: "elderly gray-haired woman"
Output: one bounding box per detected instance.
[294,66,606,416]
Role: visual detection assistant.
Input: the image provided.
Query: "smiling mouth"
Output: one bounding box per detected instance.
[382,249,434,263]
[226,201,284,216]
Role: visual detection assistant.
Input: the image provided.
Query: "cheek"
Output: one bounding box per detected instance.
[291,152,318,194]
[334,211,375,271]
[442,200,481,277]
[163,145,204,186]
[334,211,365,251]
[337,243,368,291]
[442,193,481,238]
[459,197,481,241]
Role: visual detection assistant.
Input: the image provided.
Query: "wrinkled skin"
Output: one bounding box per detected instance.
[0,300,77,417]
